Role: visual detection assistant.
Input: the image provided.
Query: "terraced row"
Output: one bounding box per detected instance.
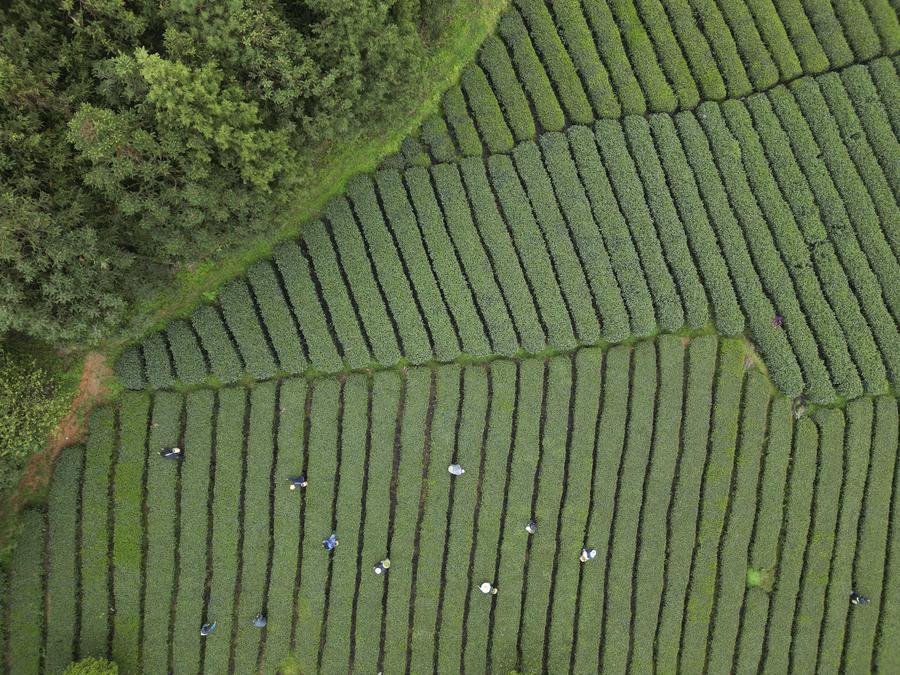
[9,336,900,673]
[384,0,900,164]
[119,61,900,404]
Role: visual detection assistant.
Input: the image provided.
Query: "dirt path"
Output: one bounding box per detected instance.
[13,352,113,506]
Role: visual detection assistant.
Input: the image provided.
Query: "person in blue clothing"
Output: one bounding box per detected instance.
[323,533,339,551]
[200,621,216,637]
[289,475,308,490]
[850,591,871,606]
[160,446,182,460]
[253,612,267,628]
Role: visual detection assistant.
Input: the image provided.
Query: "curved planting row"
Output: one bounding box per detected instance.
[119,61,899,405]
[11,337,900,673]
[383,0,900,164]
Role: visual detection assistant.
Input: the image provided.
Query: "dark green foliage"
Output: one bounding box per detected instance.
[442,85,484,157]
[346,178,432,365]
[404,166,493,357]
[79,405,116,659]
[166,320,208,386]
[746,0,803,80]
[9,509,44,673]
[830,0,882,59]
[401,135,431,168]
[498,10,566,131]
[455,158,547,353]
[863,0,900,52]
[623,116,709,329]
[219,279,278,380]
[540,132,630,341]
[46,446,83,674]
[374,170,462,362]
[191,304,243,385]
[596,119,685,332]
[514,0,594,124]
[111,393,150,672]
[478,36,537,142]
[488,154,577,349]
[601,0,678,112]
[430,163,521,357]
[247,262,306,375]
[462,65,515,153]
[272,242,343,374]
[143,331,175,390]
[116,347,146,390]
[875,400,900,673]
[568,125,658,338]
[511,142,601,344]
[420,115,458,164]
[546,0,619,117]
[171,390,214,675]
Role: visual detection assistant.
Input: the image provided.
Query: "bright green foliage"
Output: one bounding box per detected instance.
[634,0,699,107]
[568,125,657,338]
[231,383,276,674]
[46,446,83,674]
[688,0,754,97]
[191,304,243,385]
[141,392,182,675]
[842,397,898,673]
[442,85,484,157]
[302,220,373,370]
[546,0,619,117]
[111,392,150,672]
[596,119,685,332]
[272,242,343,374]
[346,178,432,365]
[143,331,175,390]
[623,116,709,329]
[462,65,515,153]
[831,0,882,59]
[218,279,278,381]
[79,405,116,659]
[247,262,306,375]
[539,132,630,341]
[430,163,521,357]
[405,166,493,357]
[171,390,214,675]
[325,198,403,366]
[488,154,577,349]
[512,142,601,344]
[875,401,900,673]
[514,0,595,124]
[455,158,548,354]
[746,0,803,79]
[717,0,779,88]
[771,0,830,73]
[374,170,462,362]
[478,36,537,142]
[64,657,118,674]
[166,320,208,386]
[420,115,458,164]
[9,509,44,673]
[498,10,566,131]
[802,0,854,67]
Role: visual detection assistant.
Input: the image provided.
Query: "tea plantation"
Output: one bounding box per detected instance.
[5,0,900,672]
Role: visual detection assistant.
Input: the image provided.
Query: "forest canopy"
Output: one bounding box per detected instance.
[0,0,458,345]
